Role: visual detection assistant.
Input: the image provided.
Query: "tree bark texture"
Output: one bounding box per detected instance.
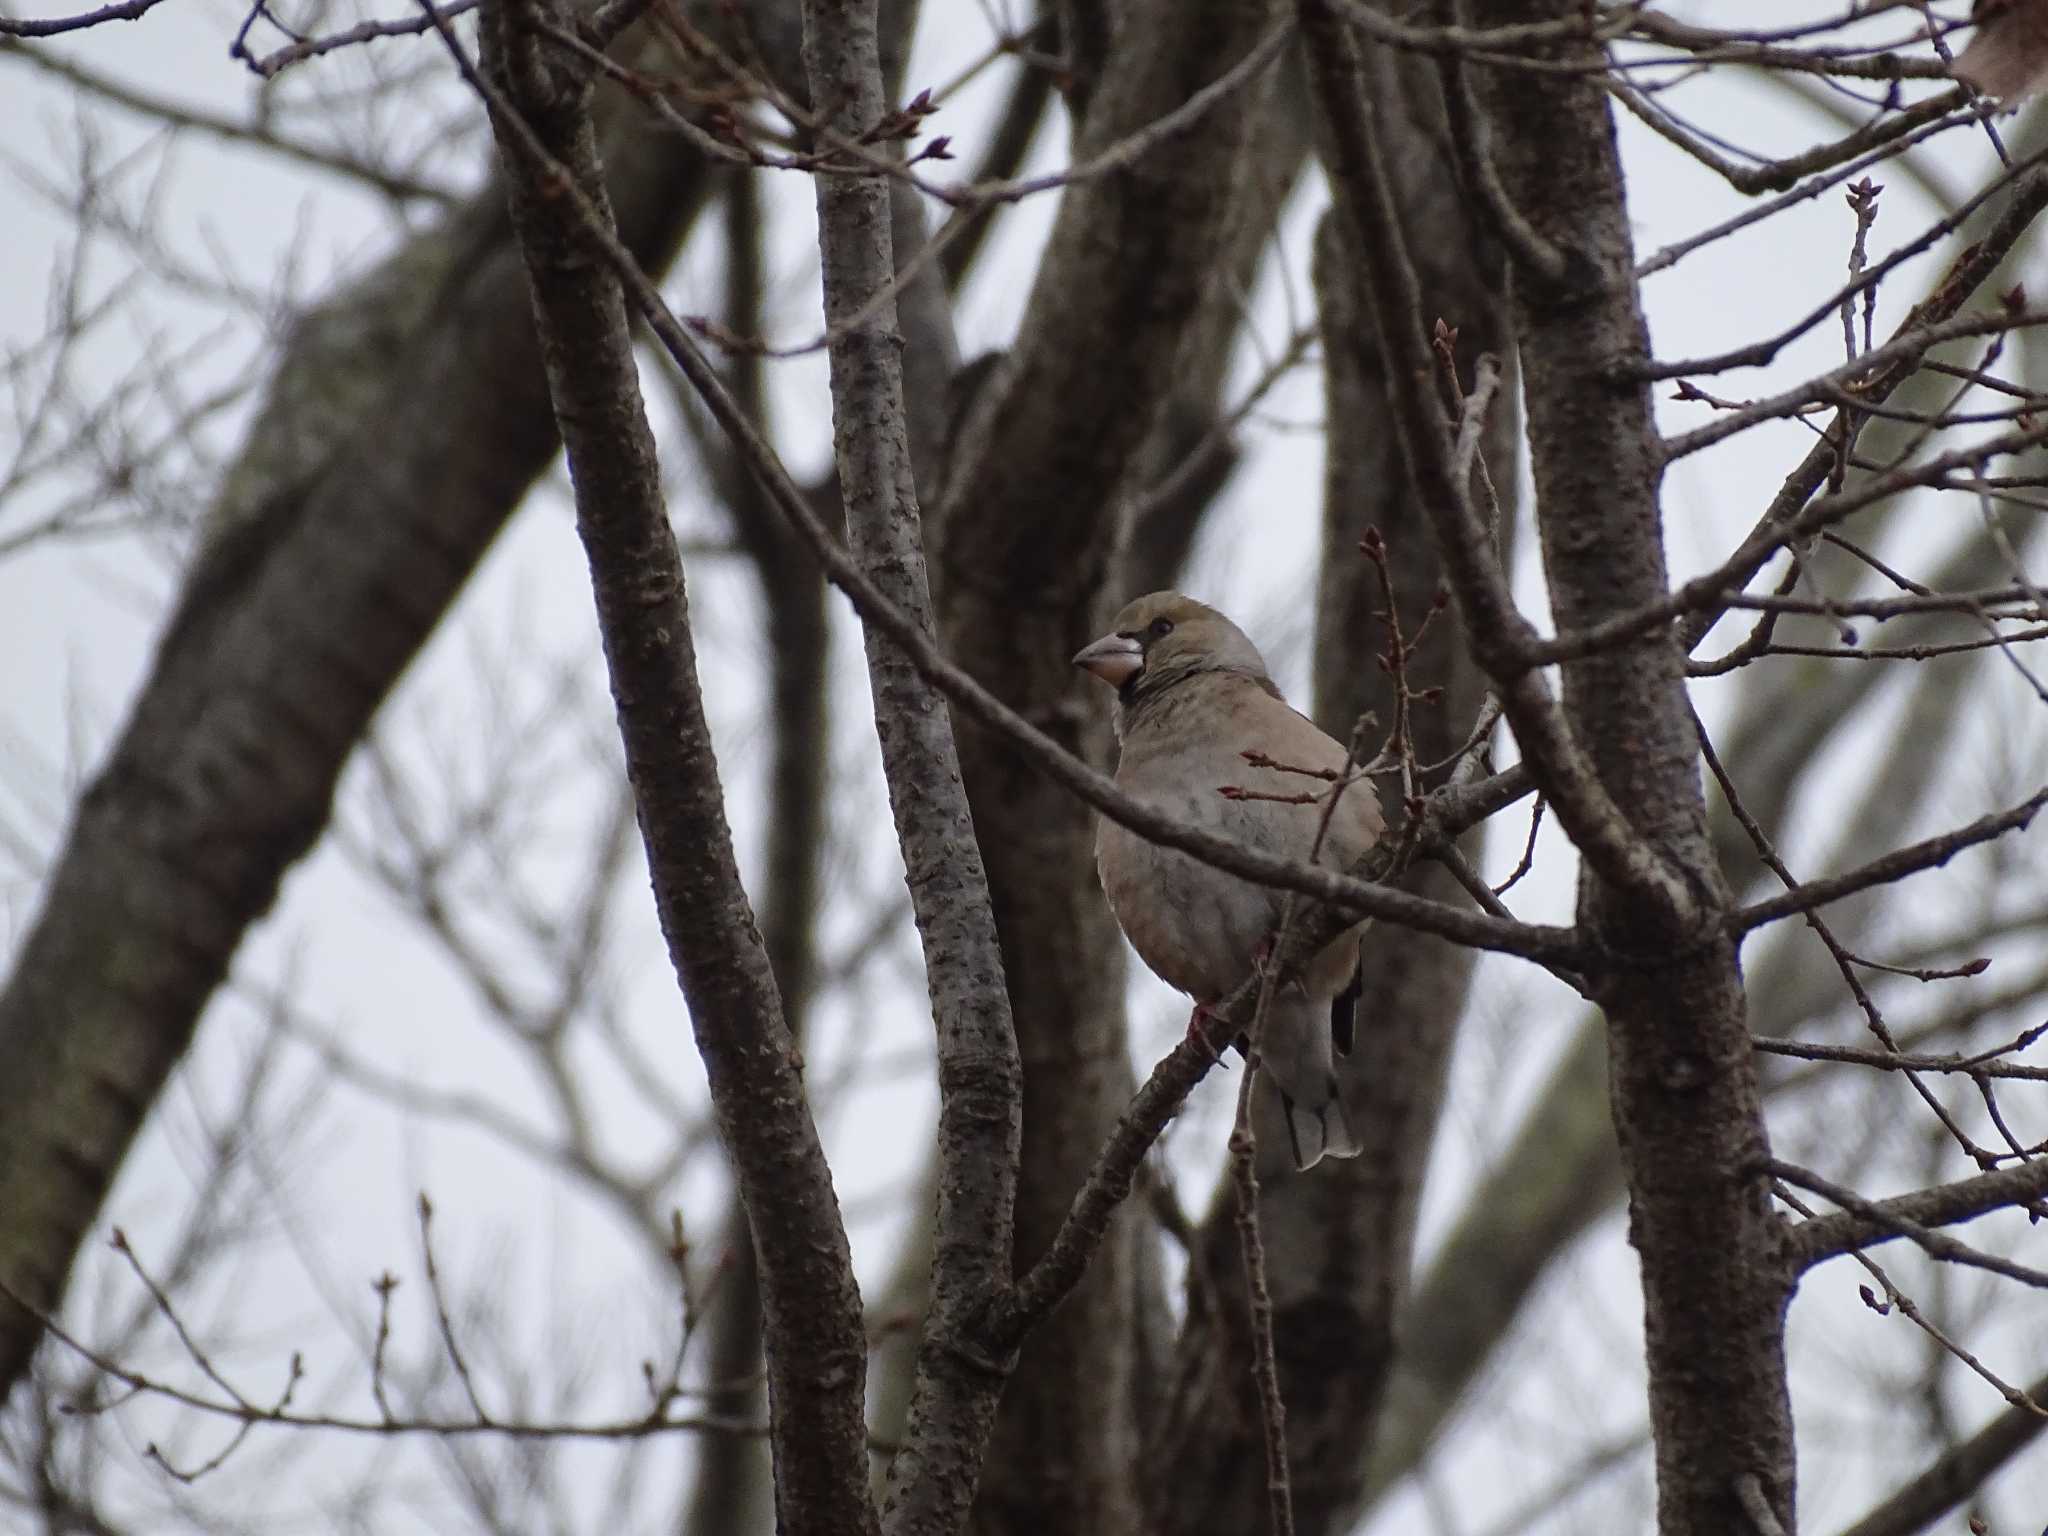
[1455,8,1798,1532]
[929,6,1285,1534]
[800,5,1027,1534]
[476,5,877,1529]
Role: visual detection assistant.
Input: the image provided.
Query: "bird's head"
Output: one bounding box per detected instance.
[1072,592,1272,700]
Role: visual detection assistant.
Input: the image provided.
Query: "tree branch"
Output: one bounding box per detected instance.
[795,5,1024,1534]
[1832,1364,2048,1536]
[1785,1157,2048,1273]
[463,5,876,1530]
[1732,785,2048,934]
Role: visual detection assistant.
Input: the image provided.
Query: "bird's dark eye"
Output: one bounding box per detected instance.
[1147,618,1175,640]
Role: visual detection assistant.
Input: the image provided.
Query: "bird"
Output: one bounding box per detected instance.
[1074,591,1384,1169]
[1955,0,2048,104]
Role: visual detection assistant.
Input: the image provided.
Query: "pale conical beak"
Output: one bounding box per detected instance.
[1073,633,1143,686]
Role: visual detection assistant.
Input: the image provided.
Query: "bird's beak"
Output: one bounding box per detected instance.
[1073,632,1144,687]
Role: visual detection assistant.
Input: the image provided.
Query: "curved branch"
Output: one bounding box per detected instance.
[1784,1157,2048,1274]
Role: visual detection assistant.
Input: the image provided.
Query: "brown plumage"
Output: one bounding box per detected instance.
[1956,0,2048,103]
[1074,592,1384,1169]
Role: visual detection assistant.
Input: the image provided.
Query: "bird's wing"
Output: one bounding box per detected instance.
[1223,684,1387,871]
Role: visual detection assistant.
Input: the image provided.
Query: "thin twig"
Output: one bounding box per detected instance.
[0,0,167,36]
[416,1195,490,1424]
[1230,1067,1296,1536]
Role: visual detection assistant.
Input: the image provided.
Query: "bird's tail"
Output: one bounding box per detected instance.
[1280,1086,1361,1171]
[1259,982,1363,1170]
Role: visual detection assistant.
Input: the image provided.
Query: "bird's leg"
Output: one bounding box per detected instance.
[1188,1001,1249,1065]
[1187,1002,1232,1064]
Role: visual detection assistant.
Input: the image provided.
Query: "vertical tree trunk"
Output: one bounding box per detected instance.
[1456,6,1798,1531]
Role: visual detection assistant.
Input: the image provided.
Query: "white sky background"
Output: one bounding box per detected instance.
[4,1,2048,1532]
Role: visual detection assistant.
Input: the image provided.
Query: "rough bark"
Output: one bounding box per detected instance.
[1453,8,1797,1532]
[799,7,1026,1535]
[0,1,781,1398]
[923,5,1286,1534]
[1296,2,1797,1530]
[473,6,877,1529]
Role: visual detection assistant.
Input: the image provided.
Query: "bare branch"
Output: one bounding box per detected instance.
[1732,784,2048,933]
[0,0,167,37]
[458,3,876,1528]
[797,5,1023,1533]
[1785,1157,2048,1273]
[1832,1363,2048,1536]
[234,0,479,77]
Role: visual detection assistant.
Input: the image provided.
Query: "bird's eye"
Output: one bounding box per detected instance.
[1148,618,1175,640]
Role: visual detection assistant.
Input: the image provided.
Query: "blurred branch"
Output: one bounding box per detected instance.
[1360,1017,1614,1504]
[934,27,1054,290]
[1732,784,2048,934]
[11,1280,765,1443]
[1833,1364,2048,1536]
[1756,1030,2048,1082]
[0,38,457,202]
[0,0,756,1403]
[934,10,1291,588]
[232,0,479,77]
[0,0,168,38]
[1613,79,1972,197]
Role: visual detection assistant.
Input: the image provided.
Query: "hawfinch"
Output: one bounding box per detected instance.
[1075,592,1383,1169]
[1956,0,2048,102]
